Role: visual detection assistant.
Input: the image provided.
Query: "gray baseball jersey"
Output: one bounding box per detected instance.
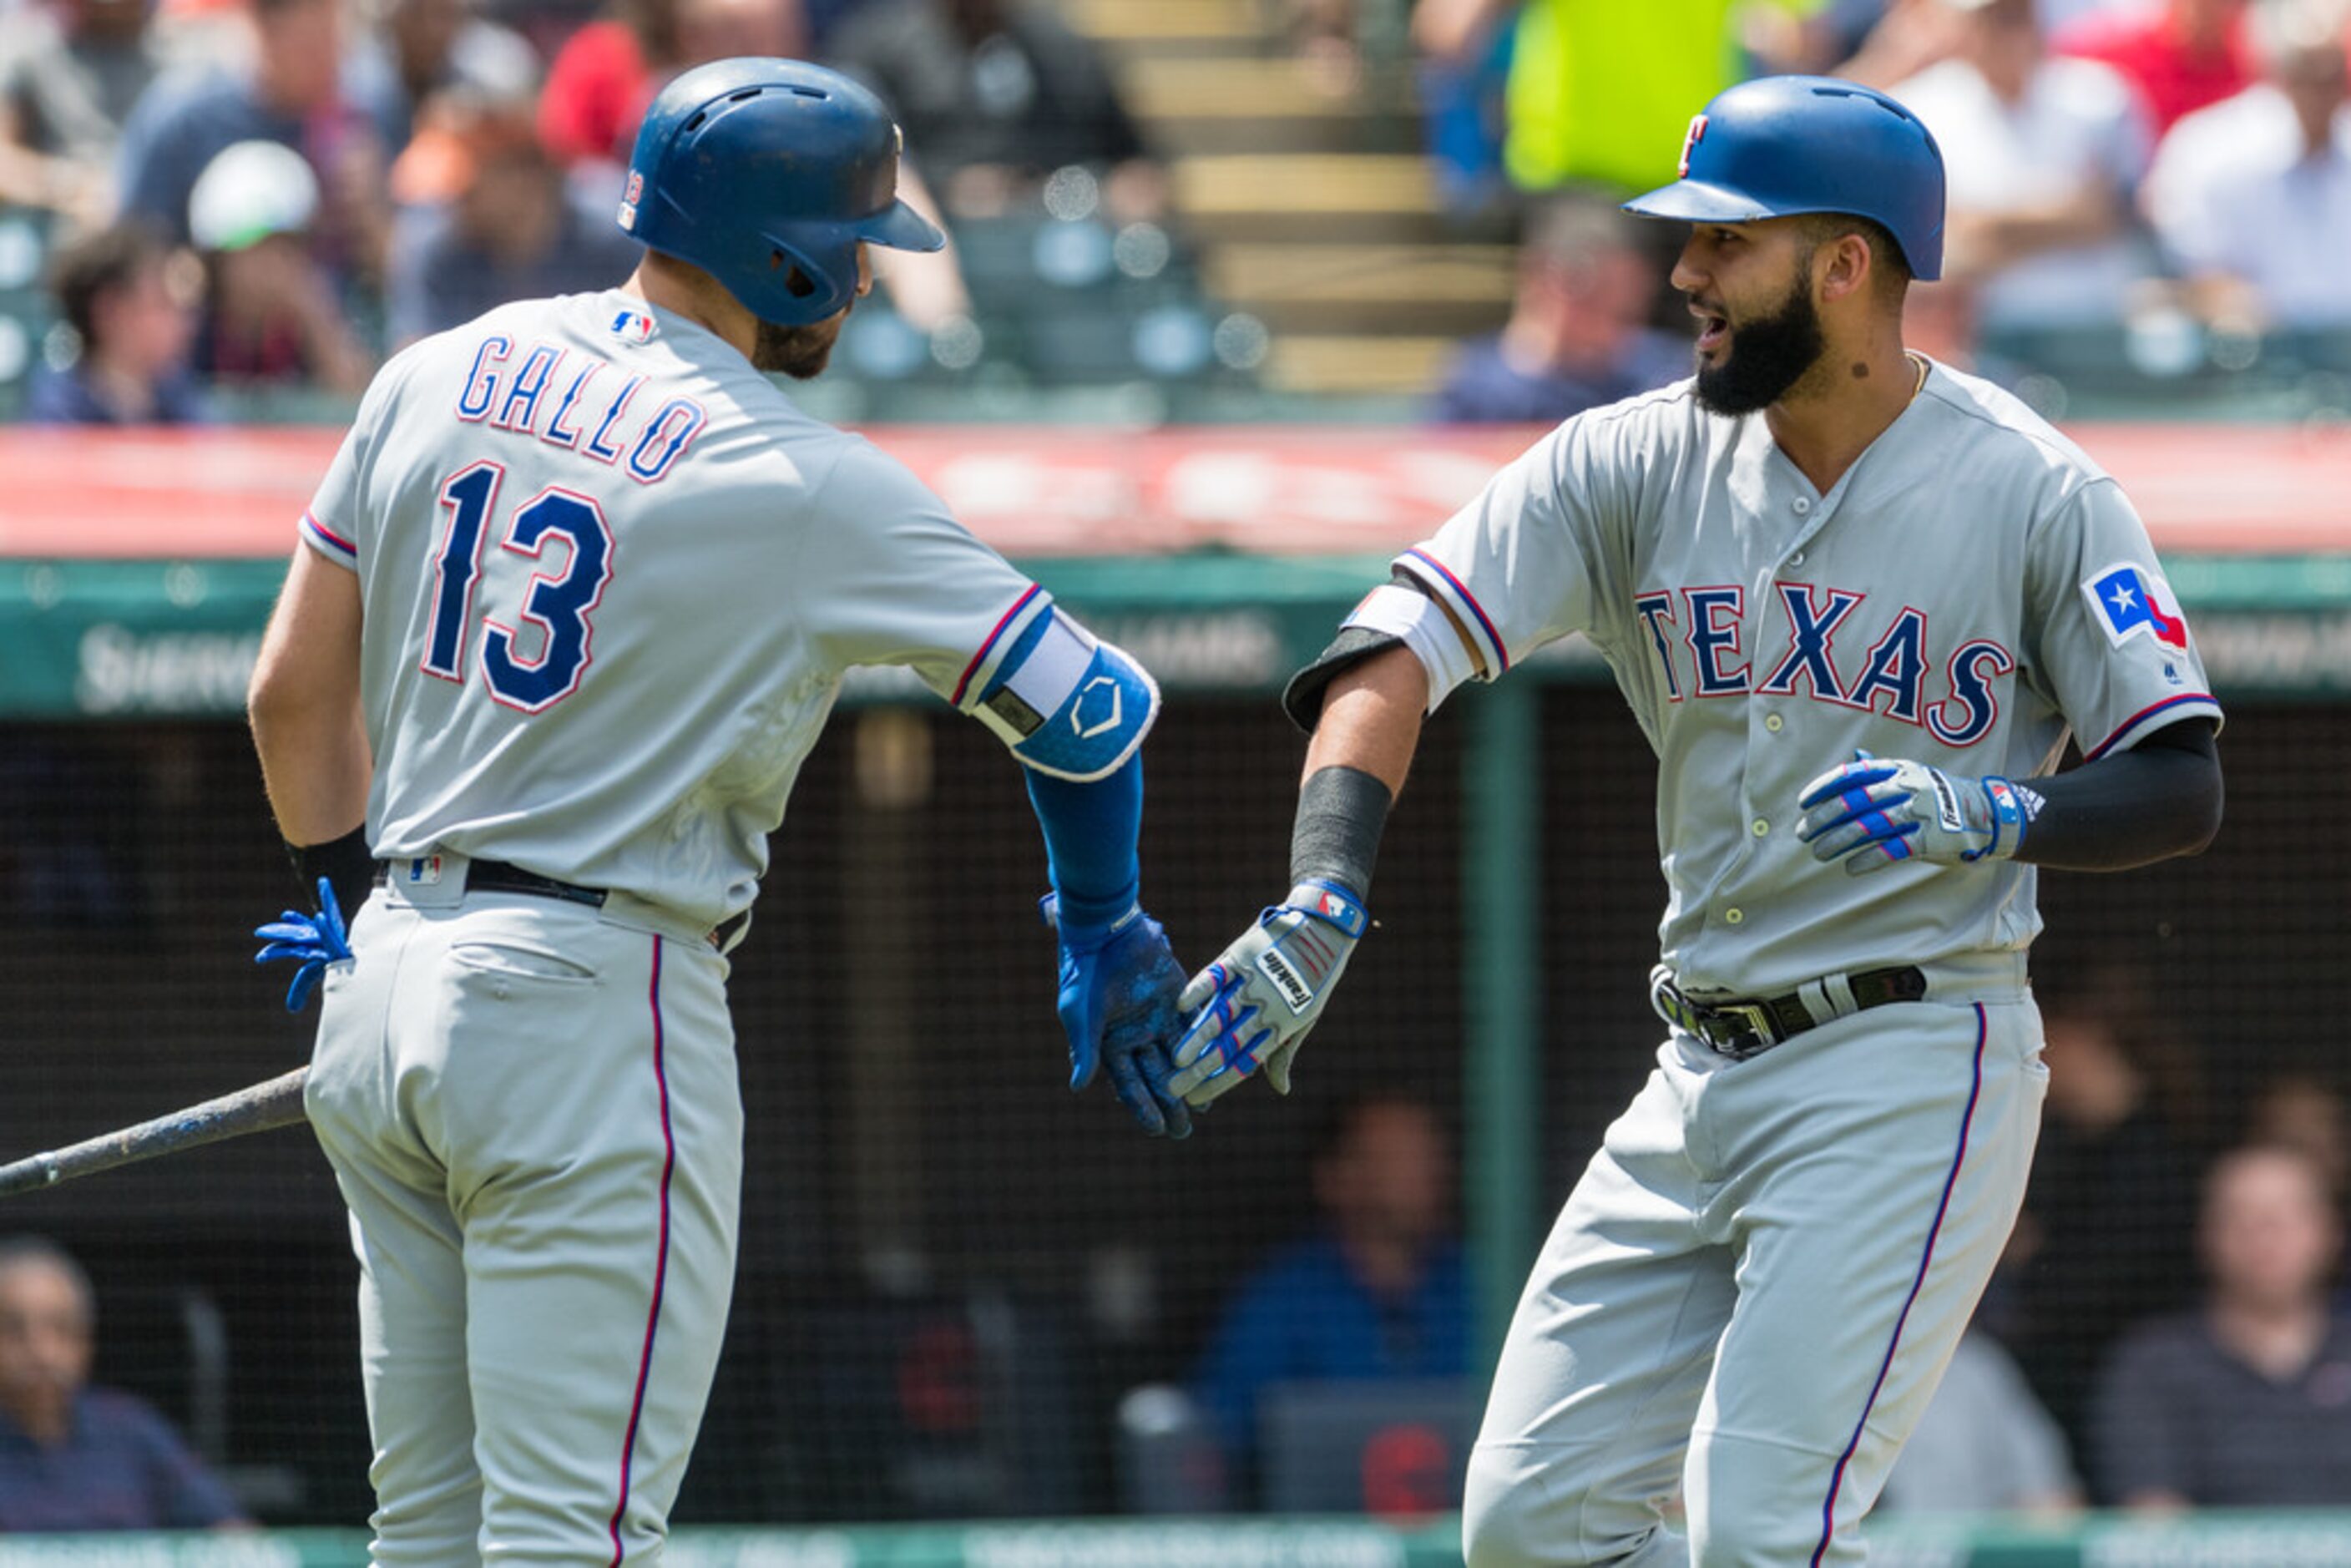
[295,287,1054,1564]
[1394,360,2221,1566]
[301,289,1046,934]
[1378,358,2220,997]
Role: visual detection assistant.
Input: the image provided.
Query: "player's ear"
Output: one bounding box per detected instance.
[1816,231,1872,306]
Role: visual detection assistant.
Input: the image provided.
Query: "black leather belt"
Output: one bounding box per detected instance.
[1654,964,1929,1061]
[375,858,748,950]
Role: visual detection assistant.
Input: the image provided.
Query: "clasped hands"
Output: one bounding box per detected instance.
[1054,879,1369,1131]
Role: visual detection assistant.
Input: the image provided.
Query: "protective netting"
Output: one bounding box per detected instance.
[0,687,2320,1525]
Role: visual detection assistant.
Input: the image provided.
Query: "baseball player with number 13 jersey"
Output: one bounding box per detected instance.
[247,59,1195,1565]
[1162,77,2224,1565]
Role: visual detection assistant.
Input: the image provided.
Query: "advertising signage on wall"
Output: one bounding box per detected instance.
[0,427,2344,716]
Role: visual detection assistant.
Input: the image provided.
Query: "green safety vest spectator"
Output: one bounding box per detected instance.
[1504,0,1818,195]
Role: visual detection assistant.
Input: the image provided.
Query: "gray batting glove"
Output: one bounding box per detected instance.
[1166,879,1368,1107]
[1797,753,2030,875]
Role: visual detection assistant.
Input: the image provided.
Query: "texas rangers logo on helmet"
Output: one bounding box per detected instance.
[2083,562,2188,650]
[1677,114,1708,177]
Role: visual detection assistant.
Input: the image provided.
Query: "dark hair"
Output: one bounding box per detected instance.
[1796,211,1913,298]
[48,222,169,344]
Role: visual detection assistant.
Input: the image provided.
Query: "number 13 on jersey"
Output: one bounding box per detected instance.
[423,460,615,711]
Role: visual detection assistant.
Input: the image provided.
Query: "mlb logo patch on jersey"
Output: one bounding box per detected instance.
[401,855,443,886]
[609,309,658,345]
[2082,563,2188,650]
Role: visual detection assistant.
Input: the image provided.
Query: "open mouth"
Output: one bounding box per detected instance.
[1691,302,1729,353]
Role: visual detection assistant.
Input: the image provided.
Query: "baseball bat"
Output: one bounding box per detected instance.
[0,1068,311,1199]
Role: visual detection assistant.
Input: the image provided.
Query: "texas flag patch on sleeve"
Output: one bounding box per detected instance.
[2083,562,2189,650]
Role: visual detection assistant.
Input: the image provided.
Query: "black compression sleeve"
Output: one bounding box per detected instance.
[286,823,375,918]
[1290,765,1393,898]
[2010,718,2222,871]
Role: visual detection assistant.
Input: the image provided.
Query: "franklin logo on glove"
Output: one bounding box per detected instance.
[1929,768,1964,833]
[1256,948,1315,1013]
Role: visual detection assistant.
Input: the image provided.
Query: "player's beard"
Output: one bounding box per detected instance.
[753,310,847,379]
[1691,271,1827,417]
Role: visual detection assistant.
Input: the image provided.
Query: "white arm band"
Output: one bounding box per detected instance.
[1344,584,1480,712]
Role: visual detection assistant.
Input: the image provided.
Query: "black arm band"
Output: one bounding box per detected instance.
[286,823,375,916]
[1283,627,1403,735]
[1281,569,1435,734]
[1290,765,1393,898]
[2013,718,2222,871]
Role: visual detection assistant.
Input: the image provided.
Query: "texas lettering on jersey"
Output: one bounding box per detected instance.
[1631,580,2012,746]
[451,316,706,486]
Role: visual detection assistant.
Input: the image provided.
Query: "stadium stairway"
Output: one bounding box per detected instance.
[1059,0,1514,400]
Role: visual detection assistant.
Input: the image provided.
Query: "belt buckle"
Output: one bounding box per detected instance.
[1653,969,1780,1060]
[1704,1000,1779,1060]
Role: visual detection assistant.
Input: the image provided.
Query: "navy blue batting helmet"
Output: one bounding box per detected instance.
[1622,75,1946,282]
[619,58,946,326]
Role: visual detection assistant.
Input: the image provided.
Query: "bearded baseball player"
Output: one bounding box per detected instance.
[1167,76,2224,1565]
[245,58,1192,1564]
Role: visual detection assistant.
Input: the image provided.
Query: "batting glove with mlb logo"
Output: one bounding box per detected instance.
[1167,879,1368,1107]
[1797,752,2031,876]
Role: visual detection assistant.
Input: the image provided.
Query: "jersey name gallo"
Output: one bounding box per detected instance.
[1631,580,2012,746]
[451,332,707,486]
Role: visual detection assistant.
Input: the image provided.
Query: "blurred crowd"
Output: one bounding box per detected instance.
[0,1237,247,1531]
[0,0,1176,420]
[1883,965,2351,1515]
[1422,0,2351,423]
[3,0,2348,424]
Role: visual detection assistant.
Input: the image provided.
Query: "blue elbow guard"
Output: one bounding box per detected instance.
[971,608,1160,782]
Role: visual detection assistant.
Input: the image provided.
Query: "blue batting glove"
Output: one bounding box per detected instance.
[254,877,354,1013]
[1797,751,2029,876]
[1041,894,1193,1139]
